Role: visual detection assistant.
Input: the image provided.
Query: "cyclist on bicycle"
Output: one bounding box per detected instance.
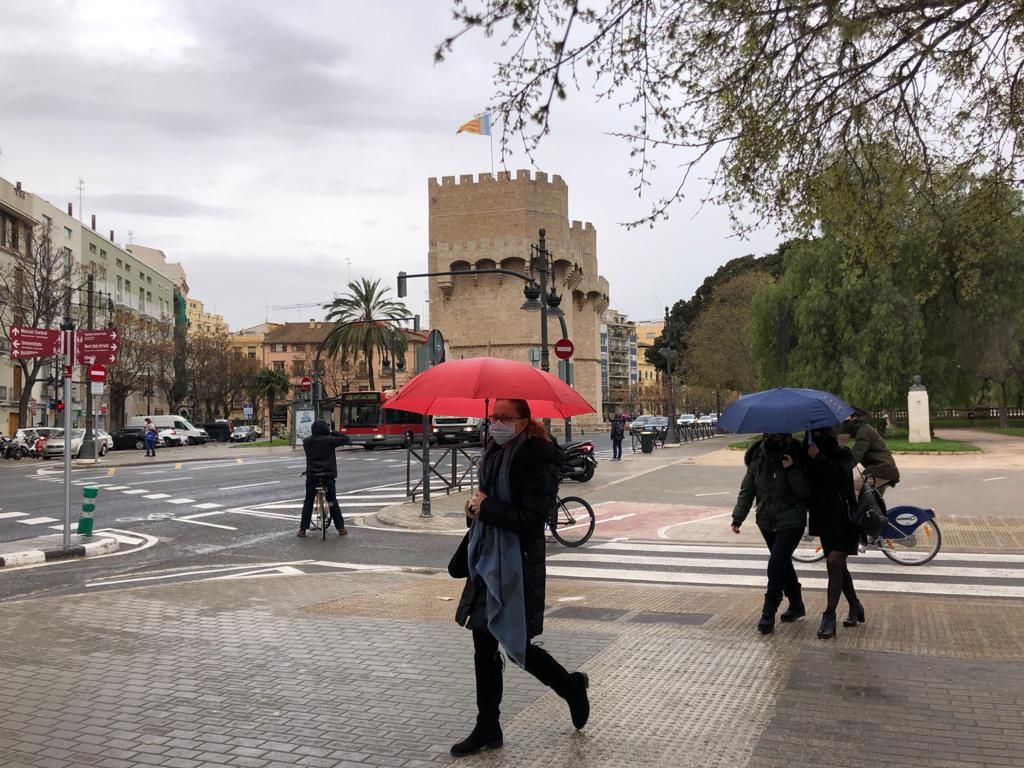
[842,408,900,497]
[298,419,350,538]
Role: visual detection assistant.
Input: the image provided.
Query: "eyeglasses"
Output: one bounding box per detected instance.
[488,415,523,424]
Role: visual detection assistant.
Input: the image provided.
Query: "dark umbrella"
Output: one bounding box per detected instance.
[718,387,855,434]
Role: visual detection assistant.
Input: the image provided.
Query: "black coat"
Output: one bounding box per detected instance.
[303,420,349,477]
[456,435,559,639]
[807,446,860,553]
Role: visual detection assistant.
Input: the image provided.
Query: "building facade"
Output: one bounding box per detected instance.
[634,318,666,416]
[426,170,609,427]
[599,309,638,419]
[186,298,228,337]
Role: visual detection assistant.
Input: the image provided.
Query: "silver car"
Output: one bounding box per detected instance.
[43,429,114,458]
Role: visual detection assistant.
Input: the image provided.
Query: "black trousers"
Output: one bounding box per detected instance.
[759,526,804,602]
[471,629,573,727]
[300,475,344,530]
[611,438,623,459]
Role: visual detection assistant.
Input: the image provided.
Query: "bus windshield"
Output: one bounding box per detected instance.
[341,402,379,427]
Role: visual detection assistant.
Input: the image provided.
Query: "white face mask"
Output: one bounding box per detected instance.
[489,421,518,445]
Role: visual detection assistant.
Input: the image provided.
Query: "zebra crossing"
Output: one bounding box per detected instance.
[547,541,1024,599]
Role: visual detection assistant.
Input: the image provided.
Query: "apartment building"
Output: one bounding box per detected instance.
[634,318,666,416]
[0,180,38,434]
[186,297,228,336]
[600,309,638,419]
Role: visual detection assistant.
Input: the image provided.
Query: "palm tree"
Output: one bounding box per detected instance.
[323,277,409,390]
[255,367,291,439]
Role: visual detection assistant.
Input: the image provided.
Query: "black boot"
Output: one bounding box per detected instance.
[525,646,590,730]
[450,722,503,756]
[779,586,806,623]
[566,672,590,730]
[817,612,837,639]
[758,593,782,634]
[842,601,865,627]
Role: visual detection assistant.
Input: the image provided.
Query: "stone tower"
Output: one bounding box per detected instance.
[427,170,609,426]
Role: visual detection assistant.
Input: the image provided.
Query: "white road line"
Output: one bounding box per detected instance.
[982,476,1008,482]
[192,502,223,510]
[123,476,195,485]
[16,516,60,525]
[164,498,196,505]
[104,485,131,490]
[339,493,409,499]
[121,489,149,495]
[218,481,281,491]
[694,491,731,497]
[591,541,1024,563]
[143,493,172,500]
[174,513,236,530]
[657,512,732,539]
[0,512,28,519]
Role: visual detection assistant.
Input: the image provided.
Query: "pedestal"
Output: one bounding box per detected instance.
[907,376,930,444]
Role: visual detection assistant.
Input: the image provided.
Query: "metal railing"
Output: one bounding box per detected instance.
[406,444,480,500]
[630,422,720,452]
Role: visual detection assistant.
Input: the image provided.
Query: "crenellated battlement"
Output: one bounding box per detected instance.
[428,169,567,189]
[570,220,596,232]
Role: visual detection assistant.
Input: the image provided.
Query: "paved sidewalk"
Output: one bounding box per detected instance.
[2,570,1022,768]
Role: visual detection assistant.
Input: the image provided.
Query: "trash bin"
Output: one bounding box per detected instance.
[640,430,656,454]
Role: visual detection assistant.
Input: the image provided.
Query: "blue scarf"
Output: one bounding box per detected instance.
[467,431,529,666]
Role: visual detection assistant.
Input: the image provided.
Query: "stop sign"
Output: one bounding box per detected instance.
[88,363,106,383]
[554,338,574,360]
[300,376,312,392]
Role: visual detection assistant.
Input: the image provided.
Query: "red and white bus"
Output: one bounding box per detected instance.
[336,391,431,450]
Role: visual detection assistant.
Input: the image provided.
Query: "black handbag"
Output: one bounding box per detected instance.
[850,486,888,537]
[447,531,470,579]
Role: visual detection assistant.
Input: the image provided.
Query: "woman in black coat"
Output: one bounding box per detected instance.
[805,427,863,639]
[450,398,590,757]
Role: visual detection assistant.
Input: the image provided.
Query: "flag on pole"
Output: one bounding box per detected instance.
[456,112,492,136]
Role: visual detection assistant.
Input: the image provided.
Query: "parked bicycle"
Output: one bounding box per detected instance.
[548,495,596,547]
[302,471,332,541]
[794,503,942,565]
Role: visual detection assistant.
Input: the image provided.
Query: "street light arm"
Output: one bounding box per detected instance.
[400,267,533,285]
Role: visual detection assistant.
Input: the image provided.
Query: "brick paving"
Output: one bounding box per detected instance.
[2,571,1023,767]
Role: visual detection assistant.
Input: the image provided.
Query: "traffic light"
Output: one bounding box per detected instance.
[56,400,64,414]
[397,271,407,298]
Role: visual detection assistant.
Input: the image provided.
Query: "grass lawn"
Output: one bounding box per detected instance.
[729,431,980,453]
[230,437,293,448]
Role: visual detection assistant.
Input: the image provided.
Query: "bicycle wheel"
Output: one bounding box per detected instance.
[792,534,826,563]
[880,519,941,565]
[549,496,595,547]
[317,489,329,541]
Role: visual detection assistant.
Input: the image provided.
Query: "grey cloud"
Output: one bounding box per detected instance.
[87,193,237,218]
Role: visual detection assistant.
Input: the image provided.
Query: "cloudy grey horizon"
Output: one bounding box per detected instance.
[0,0,781,331]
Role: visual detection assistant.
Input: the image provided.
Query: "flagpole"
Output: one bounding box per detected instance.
[489,131,494,176]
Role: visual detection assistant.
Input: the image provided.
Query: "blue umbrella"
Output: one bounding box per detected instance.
[718,387,855,434]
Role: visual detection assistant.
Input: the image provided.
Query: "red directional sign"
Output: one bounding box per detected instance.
[88,363,106,383]
[9,326,61,359]
[76,329,120,365]
[300,376,312,392]
[554,338,575,360]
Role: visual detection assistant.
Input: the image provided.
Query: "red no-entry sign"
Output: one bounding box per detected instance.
[554,338,574,360]
[88,363,106,383]
[300,376,312,392]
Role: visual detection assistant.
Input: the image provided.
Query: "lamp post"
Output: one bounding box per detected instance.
[144,364,154,415]
[659,306,679,444]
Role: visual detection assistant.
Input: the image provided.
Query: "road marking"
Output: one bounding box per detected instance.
[657,512,732,539]
[107,468,117,476]
[0,512,28,519]
[122,489,149,495]
[219,480,281,491]
[174,512,236,530]
[123,476,196,485]
[175,462,183,469]
[192,502,223,510]
[237,458,244,464]
[164,498,196,505]
[982,476,1008,482]
[144,493,172,500]
[104,485,131,490]
[17,516,60,525]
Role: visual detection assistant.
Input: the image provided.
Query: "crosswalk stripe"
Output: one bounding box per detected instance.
[193,502,222,510]
[104,485,131,490]
[144,493,172,500]
[121,489,149,495]
[16,516,60,525]
[164,498,196,505]
[590,541,1024,563]
[0,512,28,519]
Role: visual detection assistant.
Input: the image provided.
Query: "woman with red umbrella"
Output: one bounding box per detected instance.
[449,398,591,756]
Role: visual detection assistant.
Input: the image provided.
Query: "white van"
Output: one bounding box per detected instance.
[128,415,208,445]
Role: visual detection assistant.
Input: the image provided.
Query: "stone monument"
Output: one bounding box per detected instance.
[907,375,931,443]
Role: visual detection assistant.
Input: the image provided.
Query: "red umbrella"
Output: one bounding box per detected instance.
[381,357,595,419]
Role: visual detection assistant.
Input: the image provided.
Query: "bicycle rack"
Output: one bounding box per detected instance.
[405,445,480,500]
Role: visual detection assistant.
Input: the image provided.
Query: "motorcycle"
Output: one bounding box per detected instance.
[0,435,25,460]
[560,440,597,482]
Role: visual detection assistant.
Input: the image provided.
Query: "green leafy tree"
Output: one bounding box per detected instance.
[439,0,1024,228]
[322,278,409,391]
[254,368,291,437]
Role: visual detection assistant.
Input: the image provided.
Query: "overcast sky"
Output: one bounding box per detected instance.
[0,0,779,330]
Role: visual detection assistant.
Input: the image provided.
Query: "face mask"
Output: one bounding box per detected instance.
[489,422,518,445]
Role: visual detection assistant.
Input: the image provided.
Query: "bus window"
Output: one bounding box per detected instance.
[342,403,378,427]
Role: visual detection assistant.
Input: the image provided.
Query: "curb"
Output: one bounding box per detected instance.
[0,536,119,568]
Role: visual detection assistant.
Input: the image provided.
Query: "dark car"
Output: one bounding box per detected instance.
[110,427,148,450]
[648,416,670,438]
[230,426,258,442]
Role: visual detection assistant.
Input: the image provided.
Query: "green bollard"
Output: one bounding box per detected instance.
[78,486,99,536]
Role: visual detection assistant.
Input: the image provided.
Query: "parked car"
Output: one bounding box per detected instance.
[110,427,148,450]
[697,413,719,425]
[676,413,697,426]
[628,415,654,433]
[202,422,232,442]
[43,429,113,458]
[159,428,187,447]
[230,425,258,442]
[127,415,208,445]
[648,416,670,438]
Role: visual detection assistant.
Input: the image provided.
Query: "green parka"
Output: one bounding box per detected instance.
[842,415,900,483]
[732,438,812,532]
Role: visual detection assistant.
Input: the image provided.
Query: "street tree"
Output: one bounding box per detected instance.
[322,278,410,391]
[106,311,174,429]
[185,330,232,421]
[439,0,1024,228]
[254,367,291,437]
[0,222,76,426]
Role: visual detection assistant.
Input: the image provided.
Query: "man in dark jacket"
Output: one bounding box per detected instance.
[609,414,625,460]
[298,419,350,537]
[842,409,900,496]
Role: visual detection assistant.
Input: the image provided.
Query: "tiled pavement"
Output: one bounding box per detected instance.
[2,571,1024,768]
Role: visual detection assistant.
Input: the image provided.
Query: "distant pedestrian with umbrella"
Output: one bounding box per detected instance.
[449,398,590,755]
[805,426,863,638]
[731,433,812,633]
[720,387,857,633]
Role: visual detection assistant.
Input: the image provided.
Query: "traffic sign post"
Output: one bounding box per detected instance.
[554,338,574,360]
[9,327,61,359]
[77,329,119,365]
[300,376,312,392]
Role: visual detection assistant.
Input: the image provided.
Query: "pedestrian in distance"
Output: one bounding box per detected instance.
[449,398,590,756]
[731,433,812,634]
[805,427,863,638]
[843,408,900,497]
[144,418,158,457]
[298,419,350,537]
[609,413,625,460]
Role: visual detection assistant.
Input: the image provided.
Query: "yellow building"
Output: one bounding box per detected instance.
[634,318,665,416]
[186,298,227,336]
